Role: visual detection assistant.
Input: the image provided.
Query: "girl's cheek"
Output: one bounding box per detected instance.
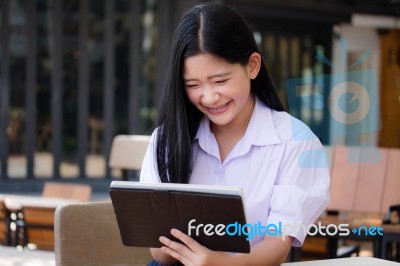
[186,92,201,105]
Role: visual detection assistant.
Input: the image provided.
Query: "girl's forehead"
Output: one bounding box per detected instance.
[185,52,227,64]
[183,53,236,71]
[183,53,236,77]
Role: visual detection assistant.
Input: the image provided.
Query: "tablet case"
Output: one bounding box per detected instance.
[110,186,250,253]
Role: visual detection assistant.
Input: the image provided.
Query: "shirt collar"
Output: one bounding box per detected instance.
[194,98,281,157]
[242,97,281,147]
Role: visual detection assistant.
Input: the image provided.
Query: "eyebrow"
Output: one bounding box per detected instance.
[184,72,231,82]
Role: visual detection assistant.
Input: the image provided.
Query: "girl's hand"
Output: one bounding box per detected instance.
[159,228,226,266]
[158,228,292,266]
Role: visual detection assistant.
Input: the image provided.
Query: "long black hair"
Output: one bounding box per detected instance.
[156,3,284,184]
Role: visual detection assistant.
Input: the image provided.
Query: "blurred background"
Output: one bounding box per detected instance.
[0,0,399,193]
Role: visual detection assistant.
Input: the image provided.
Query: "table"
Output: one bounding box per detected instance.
[283,257,400,265]
[0,245,55,266]
[1,194,78,211]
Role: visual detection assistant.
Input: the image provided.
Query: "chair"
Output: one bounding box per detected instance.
[380,148,400,261]
[298,146,360,261]
[42,181,92,201]
[380,148,400,213]
[14,182,92,250]
[19,206,55,250]
[54,201,153,265]
[299,235,359,261]
[109,135,151,180]
[0,200,11,246]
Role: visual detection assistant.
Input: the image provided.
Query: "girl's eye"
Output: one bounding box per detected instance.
[215,80,228,85]
[185,84,199,89]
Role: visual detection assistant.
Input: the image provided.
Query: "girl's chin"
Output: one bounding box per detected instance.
[208,116,233,127]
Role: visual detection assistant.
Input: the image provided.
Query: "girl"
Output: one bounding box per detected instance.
[140,3,330,265]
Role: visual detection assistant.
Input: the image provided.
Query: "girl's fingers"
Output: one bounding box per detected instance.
[160,245,190,265]
[159,235,192,259]
[159,230,211,265]
[170,228,204,253]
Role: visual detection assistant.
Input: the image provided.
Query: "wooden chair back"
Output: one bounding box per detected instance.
[42,182,92,201]
[327,145,399,215]
[381,148,400,212]
[0,200,8,245]
[22,206,55,250]
[353,147,388,213]
[328,146,360,212]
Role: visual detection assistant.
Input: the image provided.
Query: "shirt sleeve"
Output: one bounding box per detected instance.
[266,126,330,247]
[139,129,161,184]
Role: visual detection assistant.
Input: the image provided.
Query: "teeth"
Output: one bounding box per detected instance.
[210,102,229,110]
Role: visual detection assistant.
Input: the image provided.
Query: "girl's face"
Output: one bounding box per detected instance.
[183,52,261,130]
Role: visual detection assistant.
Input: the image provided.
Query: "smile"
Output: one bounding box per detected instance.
[204,101,232,114]
[209,102,230,110]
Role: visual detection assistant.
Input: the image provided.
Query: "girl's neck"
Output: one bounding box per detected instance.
[210,96,255,162]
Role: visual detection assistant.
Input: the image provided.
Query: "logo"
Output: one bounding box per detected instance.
[286,39,381,164]
[187,219,384,241]
[328,81,370,125]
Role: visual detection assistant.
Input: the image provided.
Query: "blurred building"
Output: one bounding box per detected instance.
[0,0,399,191]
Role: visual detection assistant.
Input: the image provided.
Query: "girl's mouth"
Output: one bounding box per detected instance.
[205,101,232,114]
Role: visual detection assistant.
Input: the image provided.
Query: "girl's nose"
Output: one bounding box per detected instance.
[201,88,220,106]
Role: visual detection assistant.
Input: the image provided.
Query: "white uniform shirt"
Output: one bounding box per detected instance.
[140,98,330,247]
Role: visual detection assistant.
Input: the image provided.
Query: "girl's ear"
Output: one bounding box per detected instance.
[247,52,262,79]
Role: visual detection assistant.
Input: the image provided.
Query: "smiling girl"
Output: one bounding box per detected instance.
[140,3,330,266]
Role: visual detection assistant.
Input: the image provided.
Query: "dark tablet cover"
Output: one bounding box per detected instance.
[109,183,250,253]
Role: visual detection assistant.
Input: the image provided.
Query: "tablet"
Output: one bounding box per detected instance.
[109,181,250,253]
